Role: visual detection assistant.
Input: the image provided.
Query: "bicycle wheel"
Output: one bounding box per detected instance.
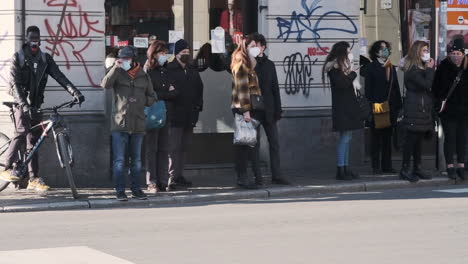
[57,133,79,199]
[0,133,11,192]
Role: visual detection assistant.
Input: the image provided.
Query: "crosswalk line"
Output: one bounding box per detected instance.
[0,246,135,264]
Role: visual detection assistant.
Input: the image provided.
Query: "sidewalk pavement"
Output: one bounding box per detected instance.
[1,169,466,213]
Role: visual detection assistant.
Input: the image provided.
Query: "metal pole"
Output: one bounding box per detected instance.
[437,0,448,171]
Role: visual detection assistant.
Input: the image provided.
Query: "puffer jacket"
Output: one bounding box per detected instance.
[9,45,80,108]
[101,64,157,133]
[402,66,435,132]
[432,57,468,120]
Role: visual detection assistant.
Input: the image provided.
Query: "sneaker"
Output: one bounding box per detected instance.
[27,177,50,192]
[116,191,128,201]
[147,182,159,194]
[131,189,147,200]
[0,169,20,182]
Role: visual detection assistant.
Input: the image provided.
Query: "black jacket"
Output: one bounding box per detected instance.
[255,55,282,123]
[9,45,79,108]
[402,66,435,132]
[432,58,468,120]
[146,65,178,101]
[365,60,402,126]
[166,60,204,128]
[328,68,364,132]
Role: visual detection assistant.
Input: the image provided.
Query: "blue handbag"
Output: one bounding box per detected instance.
[144,100,166,130]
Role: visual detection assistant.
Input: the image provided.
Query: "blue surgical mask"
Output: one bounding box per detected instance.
[121,60,132,71]
[157,55,168,66]
[380,48,390,59]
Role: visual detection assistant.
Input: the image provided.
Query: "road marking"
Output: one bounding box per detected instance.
[0,246,135,264]
[434,188,468,194]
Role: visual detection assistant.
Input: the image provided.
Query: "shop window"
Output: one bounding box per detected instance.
[193,0,257,72]
[104,0,184,64]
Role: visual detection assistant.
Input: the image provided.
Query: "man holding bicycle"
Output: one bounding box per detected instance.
[0,26,85,191]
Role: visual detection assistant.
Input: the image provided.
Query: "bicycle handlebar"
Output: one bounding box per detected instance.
[37,100,77,113]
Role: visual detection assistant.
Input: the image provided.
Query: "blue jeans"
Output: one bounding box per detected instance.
[337,131,353,167]
[112,132,144,192]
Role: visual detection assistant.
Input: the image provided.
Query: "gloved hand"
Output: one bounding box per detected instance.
[73,91,85,104]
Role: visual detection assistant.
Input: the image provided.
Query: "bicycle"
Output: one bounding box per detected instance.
[0,100,79,199]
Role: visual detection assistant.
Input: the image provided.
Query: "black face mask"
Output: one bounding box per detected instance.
[179,54,191,64]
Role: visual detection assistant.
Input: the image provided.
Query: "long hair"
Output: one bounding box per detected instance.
[146,40,169,70]
[231,39,252,74]
[403,40,428,72]
[322,41,351,83]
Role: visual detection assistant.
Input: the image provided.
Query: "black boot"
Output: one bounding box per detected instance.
[447,168,457,180]
[413,165,431,180]
[456,168,466,180]
[237,173,258,189]
[400,166,418,182]
[166,176,177,191]
[336,167,351,180]
[345,166,360,179]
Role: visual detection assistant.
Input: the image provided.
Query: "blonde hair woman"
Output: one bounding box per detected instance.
[400,40,435,182]
[231,37,263,189]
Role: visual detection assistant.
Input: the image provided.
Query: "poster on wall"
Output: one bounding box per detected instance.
[436,0,468,55]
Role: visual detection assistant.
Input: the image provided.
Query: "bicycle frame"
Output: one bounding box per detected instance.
[12,101,75,177]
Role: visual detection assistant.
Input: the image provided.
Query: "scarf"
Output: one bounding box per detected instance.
[127,63,141,80]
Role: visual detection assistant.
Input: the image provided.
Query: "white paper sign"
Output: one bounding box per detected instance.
[133,37,149,48]
[381,0,392,9]
[211,27,226,54]
[169,30,184,43]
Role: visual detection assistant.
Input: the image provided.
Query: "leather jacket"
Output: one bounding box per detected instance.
[9,45,80,108]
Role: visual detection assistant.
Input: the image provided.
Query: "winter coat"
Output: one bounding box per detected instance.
[432,57,468,120]
[402,66,435,132]
[255,55,282,123]
[101,64,157,133]
[9,45,80,108]
[166,60,204,128]
[326,62,364,132]
[146,65,178,101]
[231,64,262,117]
[365,60,402,126]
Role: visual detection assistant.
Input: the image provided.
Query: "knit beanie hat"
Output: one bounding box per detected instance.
[174,39,189,55]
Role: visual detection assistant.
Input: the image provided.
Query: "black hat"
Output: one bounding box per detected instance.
[449,38,465,53]
[118,45,137,58]
[174,39,189,55]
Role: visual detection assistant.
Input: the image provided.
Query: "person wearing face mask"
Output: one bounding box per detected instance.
[231,37,264,189]
[400,40,435,182]
[0,26,85,192]
[322,41,364,181]
[101,45,157,201]
[142,40,178,193]
[365,41,402,175]
[246,33,290,185]
[165,39,204,191]
[432,38,468,181]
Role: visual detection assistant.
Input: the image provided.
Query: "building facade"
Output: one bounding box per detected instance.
[0,0,362,187]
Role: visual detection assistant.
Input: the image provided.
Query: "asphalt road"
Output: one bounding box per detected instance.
[0,186,467,264]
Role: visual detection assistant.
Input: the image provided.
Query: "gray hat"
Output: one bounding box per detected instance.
[118,45,138,58]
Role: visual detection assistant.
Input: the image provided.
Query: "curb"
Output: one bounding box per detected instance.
[1,177,466,213]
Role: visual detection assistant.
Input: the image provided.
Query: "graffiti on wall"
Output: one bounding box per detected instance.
[276,0,358,53]
[283,52,318,97]
[43,0,104,87]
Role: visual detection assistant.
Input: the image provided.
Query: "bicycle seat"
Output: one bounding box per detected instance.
[2,102,18,109]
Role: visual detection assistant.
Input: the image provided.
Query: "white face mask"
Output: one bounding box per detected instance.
[248,47,261,58]
[421,52,431,62]
[348,53,354,63]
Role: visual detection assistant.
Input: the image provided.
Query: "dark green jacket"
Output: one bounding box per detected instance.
[101,64,157,133]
